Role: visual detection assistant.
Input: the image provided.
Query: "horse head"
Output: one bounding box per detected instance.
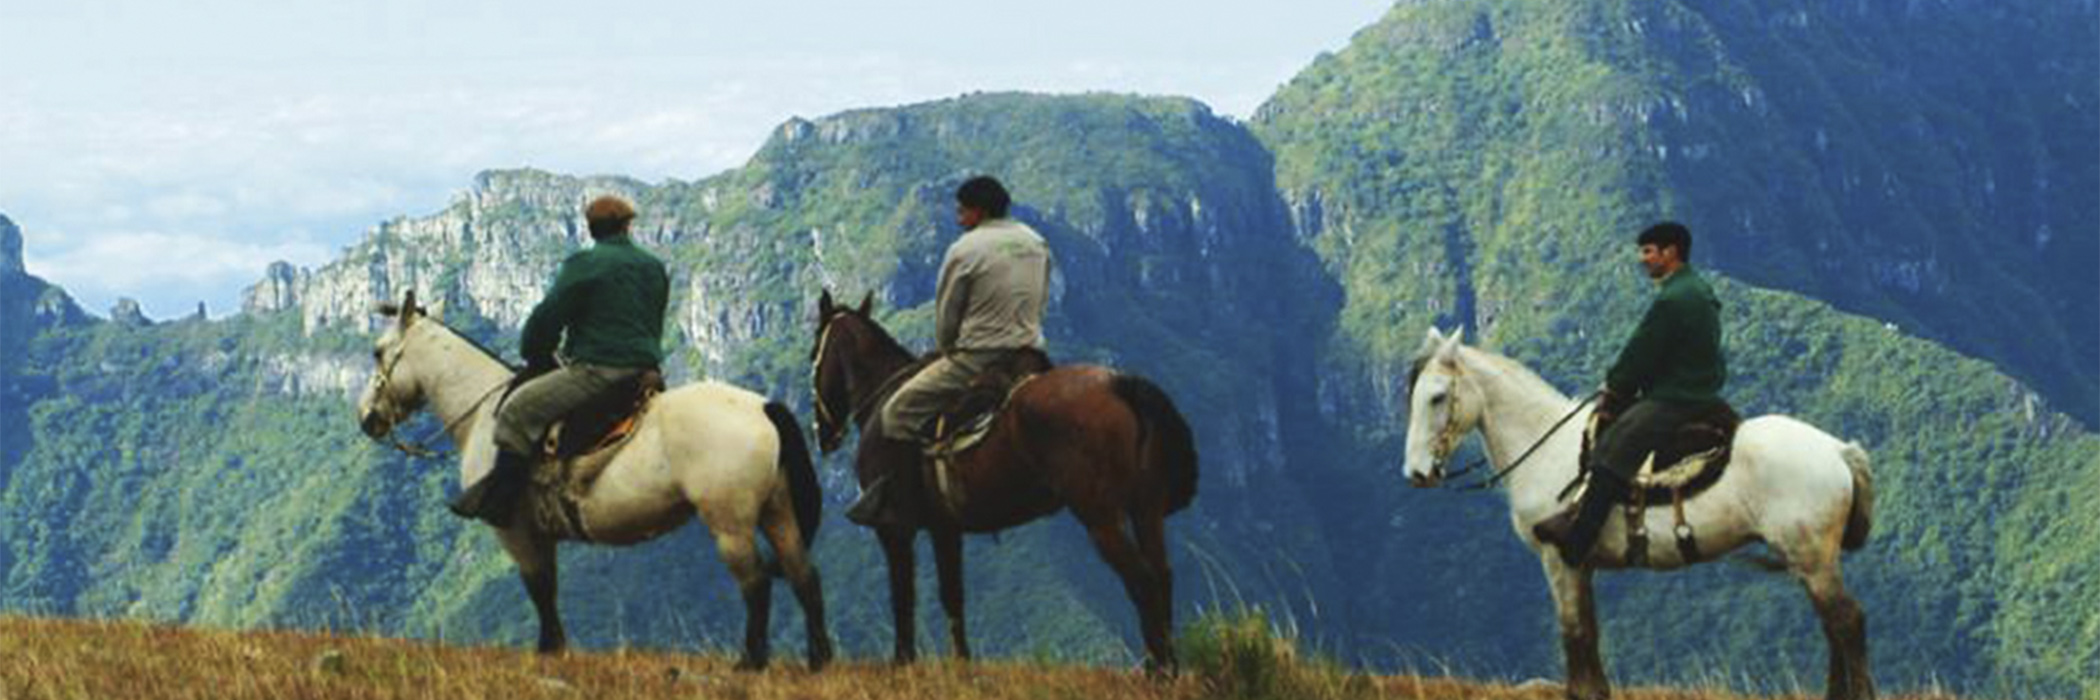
[1403,326,1484,488]
[810,289,878,454]
[358,289,432,440]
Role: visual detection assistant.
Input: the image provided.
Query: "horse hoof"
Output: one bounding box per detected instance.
[808,647,834,672]
[734,658,768,673]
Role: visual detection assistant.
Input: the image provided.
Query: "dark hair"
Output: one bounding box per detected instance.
[1637,221,1692,259]
[956,176,1011,219]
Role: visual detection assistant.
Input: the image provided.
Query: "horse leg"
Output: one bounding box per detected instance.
[1793,559,1875,700]
[497,529,566,653]
[1542,556,1608,700]
[1077,509,1167,673]
[878,525,919,664]
[760,498,833,671]
[707,529,771,671]
[1130,507,1177,671]
[931,526,971,660]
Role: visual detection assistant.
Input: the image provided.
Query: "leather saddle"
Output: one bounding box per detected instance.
[928,348,1053,454]
[542,368,666,461]
[1583,399,1743,503]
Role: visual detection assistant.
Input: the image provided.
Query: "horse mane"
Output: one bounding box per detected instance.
[1460,346,1571,403]
[842,310,913,362]
[414,314,518,371]
[1406,339,1570,404]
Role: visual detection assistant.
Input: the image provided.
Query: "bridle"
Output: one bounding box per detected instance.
[1419,369,1598,492]
[810,313,848,438]
[810,311,916,443]
[366,328,508,460]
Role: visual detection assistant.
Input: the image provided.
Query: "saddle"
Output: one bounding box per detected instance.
[1581,398,1742,503]
[912,349,1052,520]
[525,368,665,541]
[928,348,1053,455]
[1574,398,1742,564]
[542,368,665,460]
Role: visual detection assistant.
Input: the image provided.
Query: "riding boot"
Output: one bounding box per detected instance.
[1533,469,1629,567]
[449,450,534,527]
[845,419,938,528]
[844,473,899,527]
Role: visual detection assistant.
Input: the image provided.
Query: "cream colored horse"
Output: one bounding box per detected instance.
[355,291,831,670]
[1402,328,1874,700]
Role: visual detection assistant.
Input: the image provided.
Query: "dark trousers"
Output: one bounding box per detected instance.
[1593,398,1712,480]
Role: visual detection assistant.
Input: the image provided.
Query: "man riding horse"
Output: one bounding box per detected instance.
[845,175,1053,527]
[449,195,671,526]
[1534,221,1728,567]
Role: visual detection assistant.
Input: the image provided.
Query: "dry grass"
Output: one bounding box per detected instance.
[0,615,1960,700]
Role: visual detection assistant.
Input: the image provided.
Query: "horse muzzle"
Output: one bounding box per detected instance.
[360,411,392,439]
[1407,463,1445,488]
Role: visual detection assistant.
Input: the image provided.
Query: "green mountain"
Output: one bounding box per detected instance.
[1254,0,2098,423]
[0,1,2094,696]
[1250,0,2097,694]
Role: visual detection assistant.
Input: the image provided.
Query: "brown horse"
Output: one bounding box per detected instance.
[809,290,1198,670]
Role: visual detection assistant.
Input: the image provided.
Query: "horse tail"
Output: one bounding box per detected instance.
[1111,374,1198,514]
[764,401,822,550]
[1839,441,1874,552]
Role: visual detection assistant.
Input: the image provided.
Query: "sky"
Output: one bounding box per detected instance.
[0,0,1390,320]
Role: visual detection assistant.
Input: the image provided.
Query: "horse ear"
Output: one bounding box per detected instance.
[1417,326,1446,359]
[399,289,420,327]
[1436,330,1464,365]
[819,289,835,316]
[426,298,446,321]
[857,291,873,316]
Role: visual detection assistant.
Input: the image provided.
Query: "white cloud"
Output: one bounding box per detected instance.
[0,1,1388,318]
[22,228,331,319]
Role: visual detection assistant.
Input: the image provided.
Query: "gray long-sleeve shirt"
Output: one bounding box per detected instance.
[934,218,1051,353]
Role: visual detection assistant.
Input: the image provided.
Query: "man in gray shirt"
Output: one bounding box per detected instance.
[880,175,1052,444]
[846,176,1051,527]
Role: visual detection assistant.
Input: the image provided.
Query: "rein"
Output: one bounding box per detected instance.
[366,322,514,460]
[375,379,508,459]
[811,311,925,433]
[1442,391,1599,492]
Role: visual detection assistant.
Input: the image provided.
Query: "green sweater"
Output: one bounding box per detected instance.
[520,235,670,369]
[1606,265,1726,403]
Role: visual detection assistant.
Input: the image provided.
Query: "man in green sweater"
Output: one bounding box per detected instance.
[449,195,671,526]
[1535,221,1728,566]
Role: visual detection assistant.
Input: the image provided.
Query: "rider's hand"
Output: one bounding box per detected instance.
[1592,386,1628,427]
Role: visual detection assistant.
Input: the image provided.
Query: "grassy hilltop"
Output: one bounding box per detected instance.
[0,613,1974,700]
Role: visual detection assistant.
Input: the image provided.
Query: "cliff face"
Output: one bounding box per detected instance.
[0,213,85,373]
[245,170,659,336]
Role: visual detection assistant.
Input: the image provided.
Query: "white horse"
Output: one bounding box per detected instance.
[1402,327,1874,700]
[354,290,832,670]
